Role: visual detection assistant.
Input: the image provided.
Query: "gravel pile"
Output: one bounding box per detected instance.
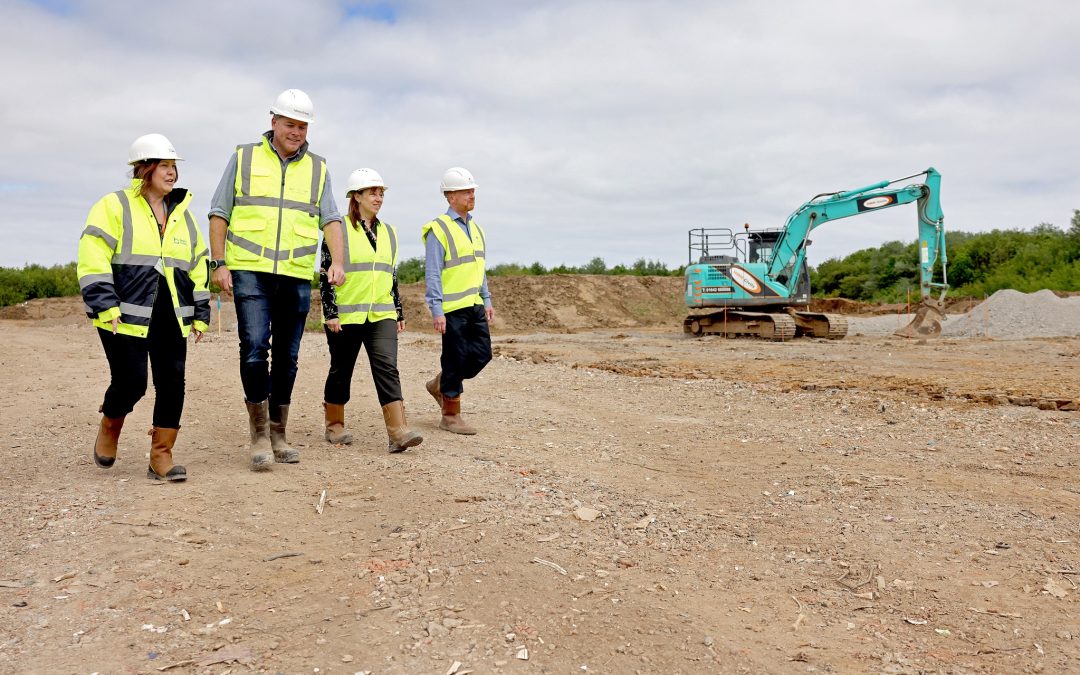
[848,289,1080,339]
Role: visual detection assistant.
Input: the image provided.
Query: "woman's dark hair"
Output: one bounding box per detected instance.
[348,190,367,230]
[132,160,179,198]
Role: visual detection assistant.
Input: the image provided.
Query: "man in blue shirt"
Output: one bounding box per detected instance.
[422,167,494,435]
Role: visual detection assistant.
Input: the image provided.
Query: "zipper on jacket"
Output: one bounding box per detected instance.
[273,160,287,276]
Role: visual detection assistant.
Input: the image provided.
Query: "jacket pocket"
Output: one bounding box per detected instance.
[293,219,319,242]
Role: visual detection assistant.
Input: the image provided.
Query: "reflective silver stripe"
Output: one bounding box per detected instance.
[445,254,476,269]
[82,225,118,249]
[119,301,153,318]
[79,273,113,290]
[307,151,325,206]
[436,216,459,262]
[475,224,486,259]
[238,143,258,197]
[386,223,397,263]
[174,305,195,318]
[338,303,396,314]
[113,253,162,266]
[372,262,394,273]
[192,247,208,264]
[194,290,211,301]
[227,231,316,261]
[163,256,191,271]
[114,190,133,255]
[184,211,199,262]
[443,287,480,302]
[234,195,319,216]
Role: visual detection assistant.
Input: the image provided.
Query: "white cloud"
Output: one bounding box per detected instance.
[2,0,1078,273]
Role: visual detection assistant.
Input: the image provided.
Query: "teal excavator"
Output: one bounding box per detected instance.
[684,168,948,340]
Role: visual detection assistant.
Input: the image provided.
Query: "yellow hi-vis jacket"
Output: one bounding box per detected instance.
[332,218,399,325]
[77,181,210,338]
[421,214,487,313]
[225,137,327,280]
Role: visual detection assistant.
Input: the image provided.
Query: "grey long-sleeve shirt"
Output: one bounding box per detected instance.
[207,131,341,227]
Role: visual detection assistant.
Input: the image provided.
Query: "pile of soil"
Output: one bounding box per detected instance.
[5,278,1078,340]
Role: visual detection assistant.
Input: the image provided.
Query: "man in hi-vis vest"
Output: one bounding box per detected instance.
[208,89,346,471]
[422,167,494,435]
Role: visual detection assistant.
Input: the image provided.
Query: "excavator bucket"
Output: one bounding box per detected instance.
[894,298,946,339]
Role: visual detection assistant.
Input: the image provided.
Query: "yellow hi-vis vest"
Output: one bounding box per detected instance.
[225,137,327,280]
[421,214,487,313]
[333,218,399,325]
[77,181,211,338]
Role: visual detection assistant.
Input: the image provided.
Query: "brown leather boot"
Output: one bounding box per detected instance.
[382,400,423,453]
[425,372,443,408]
[147,427,186,482]
[439,395,477,435]
[246,400,273,471]
[93,412,125,468]
[269,404,300,463]
[324,402,353,444]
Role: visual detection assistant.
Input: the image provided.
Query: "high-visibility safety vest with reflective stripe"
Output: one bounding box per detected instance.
[421,214,487,313]
[77,181,211,338]
[332,219,399,325]
[226,137,327,280]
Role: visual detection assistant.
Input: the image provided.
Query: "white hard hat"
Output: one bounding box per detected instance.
[270,88,315,123]
[127,133,182,165]
[346,168,387,195]
[440,167,478,194]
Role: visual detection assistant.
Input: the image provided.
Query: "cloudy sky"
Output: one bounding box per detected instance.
[2,0,1078,271]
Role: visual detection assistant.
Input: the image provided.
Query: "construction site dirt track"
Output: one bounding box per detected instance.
[1,276,1077,673]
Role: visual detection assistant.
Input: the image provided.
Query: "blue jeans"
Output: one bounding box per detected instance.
[232,270,310,407]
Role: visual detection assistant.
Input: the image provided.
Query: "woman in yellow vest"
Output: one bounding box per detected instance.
[77,134,211,481]
[320,169,422,453]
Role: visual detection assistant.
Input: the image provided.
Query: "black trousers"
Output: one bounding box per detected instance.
[324,319,402,407]
[97,278,187,427]
[440,304,492,398]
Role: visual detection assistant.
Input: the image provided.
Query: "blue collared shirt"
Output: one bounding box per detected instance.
[424,207,491,318]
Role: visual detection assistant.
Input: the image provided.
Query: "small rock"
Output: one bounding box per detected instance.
[342,654,353,663]
[427,621,450,637]
[703,635,714,646]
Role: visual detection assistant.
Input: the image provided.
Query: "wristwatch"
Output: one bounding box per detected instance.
[209,259,226,271]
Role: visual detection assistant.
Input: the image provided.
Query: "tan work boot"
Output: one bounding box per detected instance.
[93,411,125,468]
[439,395,477,435]
[425,372,443,408]
[147,427,187,482]
[324,402,353,444]
[269,404,300,463]
[246,400,273,471]
[382,400,424,453]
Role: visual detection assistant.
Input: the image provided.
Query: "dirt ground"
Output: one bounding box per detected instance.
[1,279,1078,674]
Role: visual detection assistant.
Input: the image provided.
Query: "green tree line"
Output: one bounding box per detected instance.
[811,210,1080,302]
[4,213,1078,307]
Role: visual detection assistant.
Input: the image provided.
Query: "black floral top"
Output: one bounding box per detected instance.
[320,218,403,322]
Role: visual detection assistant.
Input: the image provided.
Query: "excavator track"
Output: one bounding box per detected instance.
[787,310,849,339]
[684,310,797,341]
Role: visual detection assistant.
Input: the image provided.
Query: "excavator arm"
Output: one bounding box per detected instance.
[767,168,949,337]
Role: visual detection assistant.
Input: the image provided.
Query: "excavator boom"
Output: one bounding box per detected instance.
[684,168,949,340]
